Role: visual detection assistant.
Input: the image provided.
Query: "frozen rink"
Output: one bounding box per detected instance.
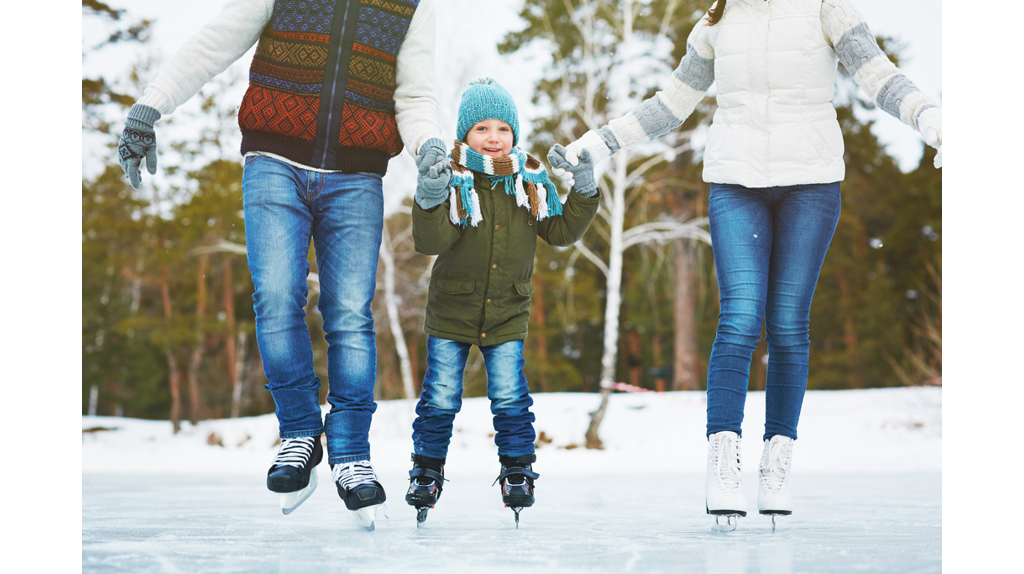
[82,389,942,572]
[82,470,940,573]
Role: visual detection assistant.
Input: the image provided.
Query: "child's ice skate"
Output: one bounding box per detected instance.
[493,454,540,529]
[405,454,446,527]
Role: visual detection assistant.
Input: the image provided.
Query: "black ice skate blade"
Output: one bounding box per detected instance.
[758,510,792,515]
[415,507,431,528]
[707,509,748,517]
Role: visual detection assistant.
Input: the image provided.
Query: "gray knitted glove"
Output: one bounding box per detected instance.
[118,104,161,190]
[415,137,452,210]
[547,144,597,197]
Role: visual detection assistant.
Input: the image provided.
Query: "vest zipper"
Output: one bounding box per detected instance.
[320,1,353,170]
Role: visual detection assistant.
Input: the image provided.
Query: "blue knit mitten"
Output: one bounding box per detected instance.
[547,144,597,197]
[415,137,452,210]
[118,104,161,190]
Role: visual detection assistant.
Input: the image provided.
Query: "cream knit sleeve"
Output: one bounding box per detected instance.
[570,16,715,165]
[394,0,444,157]
[821,0,940,136]
[135,0,274,117]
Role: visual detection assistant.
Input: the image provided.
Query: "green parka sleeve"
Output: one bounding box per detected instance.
[412,200,462,256]
[536,188,602,247]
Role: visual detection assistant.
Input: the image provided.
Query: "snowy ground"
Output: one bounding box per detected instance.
[82,388,942,573]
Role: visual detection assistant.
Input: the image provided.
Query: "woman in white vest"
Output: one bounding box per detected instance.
[547,0,941,529]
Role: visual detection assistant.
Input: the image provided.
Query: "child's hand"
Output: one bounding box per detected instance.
[415,138,452,209]
[916,108,942,169]
[548,144,597,197]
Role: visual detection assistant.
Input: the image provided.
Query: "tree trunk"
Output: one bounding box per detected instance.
[231,332,247,418]
[161,265,182,433]
[626,328,642,388]
[835,264,864,388]
[532,268,549,392]
[584,387,612,449]
[187,253,210,425]
[379,230,415,399]
[673,238,700,390]
[223,258,241,414]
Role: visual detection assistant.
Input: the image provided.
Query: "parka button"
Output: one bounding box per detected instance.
[481,333,487,338]
[495,224,500,230]
[492,264,497,269]
[487,299,492,304]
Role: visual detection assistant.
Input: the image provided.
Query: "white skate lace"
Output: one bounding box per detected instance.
[713,434,743,491]
[332,460,379,490]
[760,439,793,492]
[272,437,316,469]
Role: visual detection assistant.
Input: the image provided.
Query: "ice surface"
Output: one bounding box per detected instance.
[83,389,941,573]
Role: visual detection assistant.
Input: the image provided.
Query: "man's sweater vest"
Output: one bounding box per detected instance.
[237,0,419,174]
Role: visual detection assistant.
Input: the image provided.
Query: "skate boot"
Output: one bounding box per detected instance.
[331,460,387,531]
[705,431,747,531]
[758,435,795,531]
[493,454,540,528]
[267,435,323,515]
[405,454,446,527]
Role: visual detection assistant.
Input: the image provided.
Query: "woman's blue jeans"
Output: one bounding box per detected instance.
[706,182,841,441]
[242,155,383,464]
[412,336,537,459]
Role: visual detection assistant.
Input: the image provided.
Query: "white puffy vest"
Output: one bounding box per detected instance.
[702,0,845,187]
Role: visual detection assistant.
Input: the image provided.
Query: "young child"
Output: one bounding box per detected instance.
[406,78,600,526]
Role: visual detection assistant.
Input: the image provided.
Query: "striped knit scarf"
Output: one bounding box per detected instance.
[448,141,563,228]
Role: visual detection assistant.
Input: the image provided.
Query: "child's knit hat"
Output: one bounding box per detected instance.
[456,78,520,147]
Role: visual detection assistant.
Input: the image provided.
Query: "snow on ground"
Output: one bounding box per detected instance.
[82,388,941,574]
[82,387,941,476]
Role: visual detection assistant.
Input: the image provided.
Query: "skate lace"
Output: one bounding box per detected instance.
[713,434,742,491]
[332,460,379,490]
[760,439,793,491]
[272,437,316,469]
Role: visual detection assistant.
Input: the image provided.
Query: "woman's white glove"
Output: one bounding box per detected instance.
[917,108,942,169]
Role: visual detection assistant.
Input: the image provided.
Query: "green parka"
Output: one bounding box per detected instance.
[413,172,600,346]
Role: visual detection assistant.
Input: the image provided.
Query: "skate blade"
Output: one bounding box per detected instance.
[712,513,740,532]
[415,507,431,528]
[354,504,380,531]
[279,470,318,515]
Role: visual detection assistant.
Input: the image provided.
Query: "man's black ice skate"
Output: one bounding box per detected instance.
[332,461,387,531]
[405,454,446,527]
[493,454,540,528]
[267,435,323,515]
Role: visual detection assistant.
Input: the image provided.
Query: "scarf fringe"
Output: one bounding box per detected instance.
[447,141,562,228]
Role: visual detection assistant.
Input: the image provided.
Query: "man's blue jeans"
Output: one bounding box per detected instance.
[705,182,841,442]
[412,336,536,459]
[242,155,383,464]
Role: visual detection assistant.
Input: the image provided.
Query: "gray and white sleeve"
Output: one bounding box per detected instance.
[821,0,940,138]
[135,0,274,117]
[570,19,716,165]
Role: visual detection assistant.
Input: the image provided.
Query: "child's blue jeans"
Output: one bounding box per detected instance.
[412,336,536,459]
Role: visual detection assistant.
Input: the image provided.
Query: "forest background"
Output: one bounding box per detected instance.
[81,0,942,435]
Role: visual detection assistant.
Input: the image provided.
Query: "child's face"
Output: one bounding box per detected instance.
[465,119,514,158]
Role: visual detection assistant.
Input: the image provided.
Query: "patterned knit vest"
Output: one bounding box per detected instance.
[237,0,419,174]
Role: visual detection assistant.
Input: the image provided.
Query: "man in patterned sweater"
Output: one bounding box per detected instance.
[116,0,450,528]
